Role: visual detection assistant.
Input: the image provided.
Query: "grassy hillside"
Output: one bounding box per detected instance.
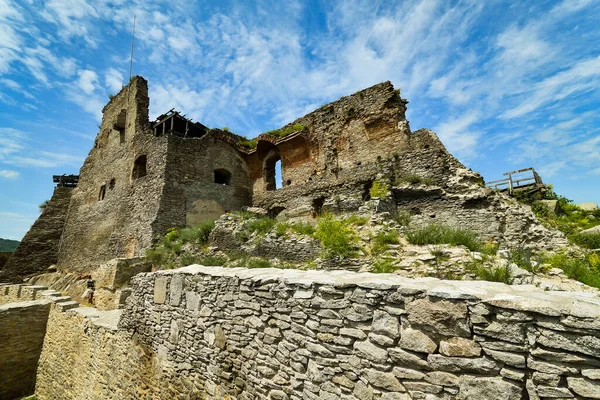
[0,238,19,252]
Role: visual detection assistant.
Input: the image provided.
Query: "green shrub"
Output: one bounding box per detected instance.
[199,254,227,266]
[234,210,260,220]
[222,126,230,132]
[238,136,257,149]
[544,253,600,289]
[314,213,357,257]
[245,217,277,236]
[481,241,499,256]
[372,258,397,273]
[178,221,215,244]
[467,259,513,284]
[369,180,390,198]
[396,174,434,186]
[372,230,400,254]
[570,232,600,249]
[346,215,369,226]
[507,247,541,273]
[393,210,412,226]
[275,222,290,237]
[235,256,274,269]
[406,224,482,251]
[290,222,316,235]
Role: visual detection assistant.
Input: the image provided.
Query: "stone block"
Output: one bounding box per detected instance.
[439,337,480,357]
[458,377,522,400]
[399,328,437,354]
[405,297,469,337]
[154,276,168,304]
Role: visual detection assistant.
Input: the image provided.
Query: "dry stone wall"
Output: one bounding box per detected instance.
[4,267,600,399]
[114,266,600,400]
[0,299,51,400]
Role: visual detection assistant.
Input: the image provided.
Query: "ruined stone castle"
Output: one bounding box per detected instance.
[2,77,600,400]
[2,76,565,281]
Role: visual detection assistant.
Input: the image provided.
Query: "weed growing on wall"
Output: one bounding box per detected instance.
[508,247,542,273]
[290,222,316,235]
[263,123,307,138]
[369,180,390,198]
[406,224,482,252]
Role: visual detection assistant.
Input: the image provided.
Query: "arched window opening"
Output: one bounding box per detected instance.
[264,153,283,191]
[109,178,116,190]
[214,169,232,185]
[132,155,147,180]
[275,160,283,189]
[98,185,106,201]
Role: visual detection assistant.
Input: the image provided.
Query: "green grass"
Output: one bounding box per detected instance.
[372,258,397,273]
[246,217,277,235]
[544,253,600,289]
[396,174,434,186]
[314,213,357,258]
[467,258,514,284]
[145,221,216,269]
[199,255,228,266]
[290,221,316,235]
[570,232,600,249]
[481,241,499,256]
[345,215,369,226]
[393,210,412,227]
[514,185,600,241]
[263,123,307,138]
[507,247,542,273]
[406,224,482,252]
[232,255,274,269]
[238,136,257,149]
[369,180,390,198]
[275,222,290,237]
[372,230,400,254]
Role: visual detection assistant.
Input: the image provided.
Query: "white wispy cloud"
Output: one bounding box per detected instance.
[0,169,18,178]
[0,127,85,168]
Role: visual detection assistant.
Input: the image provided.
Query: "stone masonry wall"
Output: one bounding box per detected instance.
[1,186,73,281]
[116,266,600,399]
[154,132,252,232]
[8,266,599,399]
[56,77,169,272]
[0,299,51,400]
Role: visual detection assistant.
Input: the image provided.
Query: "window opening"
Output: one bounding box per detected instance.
[98,185,106,201]
[312,197,326,216]
[109,178,116,189]
[115,109,127,145]
[214,169,232,185]
[264,153,282,191]
[132,155,147,180]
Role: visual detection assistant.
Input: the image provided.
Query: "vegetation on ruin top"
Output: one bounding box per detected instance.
[263,123,307,138]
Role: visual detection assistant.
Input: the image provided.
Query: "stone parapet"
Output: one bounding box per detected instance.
[115,265,600,399]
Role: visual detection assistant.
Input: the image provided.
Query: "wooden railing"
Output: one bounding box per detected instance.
[486,167,545,193]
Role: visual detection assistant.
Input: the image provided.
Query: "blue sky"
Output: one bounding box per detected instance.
[0,0,599,240]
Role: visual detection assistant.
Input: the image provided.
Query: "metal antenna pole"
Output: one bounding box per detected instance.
[129,15,136,82]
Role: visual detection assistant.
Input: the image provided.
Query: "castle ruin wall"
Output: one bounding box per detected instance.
[56,77,169,272]
[0,299,51,400]
[1,186,73,280]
